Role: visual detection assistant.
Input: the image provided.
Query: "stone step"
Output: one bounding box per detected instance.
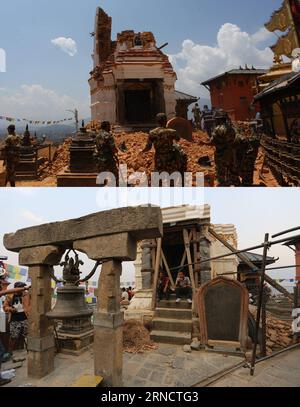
[158,299,192,309]
[152,317,192,332]
[155,307,192,320]
[150,330,192,345]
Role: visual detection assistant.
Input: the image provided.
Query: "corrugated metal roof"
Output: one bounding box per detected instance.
[239,251,276,265]
[254,71,300,101]
[202,68,268,86]
[175,90,198,102]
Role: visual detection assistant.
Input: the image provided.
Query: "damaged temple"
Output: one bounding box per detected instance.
[89,8,193,130]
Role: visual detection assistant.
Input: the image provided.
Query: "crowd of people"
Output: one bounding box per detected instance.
[120,286,135,307]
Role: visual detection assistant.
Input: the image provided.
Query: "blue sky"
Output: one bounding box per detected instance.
[0,187,298,284]
[0,0,282,121]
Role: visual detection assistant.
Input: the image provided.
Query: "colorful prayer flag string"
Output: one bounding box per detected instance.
[0,115,74,126]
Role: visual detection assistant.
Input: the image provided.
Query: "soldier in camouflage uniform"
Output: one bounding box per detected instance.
[211,110,239,186]
[94,121,119,184]
[4,125,21,187]
[290,119,300,144]
[234,125,261,186]
[143,113,187,176]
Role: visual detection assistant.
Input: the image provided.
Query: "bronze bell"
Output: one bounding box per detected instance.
[47,251,93,328]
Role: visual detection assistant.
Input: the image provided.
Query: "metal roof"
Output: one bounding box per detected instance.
[239,251,276,266]
[254,71,300,101]
[175,90,198,102]
[202,68,268,86]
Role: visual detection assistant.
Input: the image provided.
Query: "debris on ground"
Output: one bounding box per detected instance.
[183,345,192,353]
[36,130,278,187]
[40,138,71,179]
[250,306,293,355]
[123,319,158,354]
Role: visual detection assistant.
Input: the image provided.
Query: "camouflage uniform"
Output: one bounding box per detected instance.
[4,134,21,186]
[192,105,201,129]
[211,123,239,186]
[147,127,187,174]
[94,130,119,181]
[235,130,260,186]
[290,119,300,144]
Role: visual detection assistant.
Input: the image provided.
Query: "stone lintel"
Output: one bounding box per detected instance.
[19,246,65,266]
[4,206,163,252]
[93,312,124,329]
[74,233,137,261]
[27,335,55,352]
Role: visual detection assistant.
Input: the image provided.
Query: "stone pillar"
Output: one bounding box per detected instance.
[199,236,212,284]
[141,240,154,290]
[27,265,55,378]
[134,243,143,291]
[19,246,64,379]
[94,260,123,387]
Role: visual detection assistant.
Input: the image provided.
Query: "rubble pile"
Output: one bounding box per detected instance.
[115,131,215,186]
[36,129,278,187]
[40,138,71,179]
[250,307,293,355]
[123,319,157,354]
[265,313,293,355]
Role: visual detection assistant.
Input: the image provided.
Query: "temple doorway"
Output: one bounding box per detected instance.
[117,79,165,125]
[125,89,151,123]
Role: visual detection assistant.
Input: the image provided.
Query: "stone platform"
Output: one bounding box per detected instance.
[57,169,98,187]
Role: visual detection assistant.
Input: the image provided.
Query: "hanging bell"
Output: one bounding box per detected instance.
[47,251,93,333]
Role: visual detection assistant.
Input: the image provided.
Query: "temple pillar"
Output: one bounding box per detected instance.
[94,260,123,387]
[19,246,64,379]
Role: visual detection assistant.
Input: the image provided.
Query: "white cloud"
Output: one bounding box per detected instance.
[0,84,90,120]
[169,23,274,97]
[51,37,77,57]
[21,210,44,225]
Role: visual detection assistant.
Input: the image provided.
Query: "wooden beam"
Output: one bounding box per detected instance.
[208,228,294,302]
[161,249,176,289]
[183,229,196,291]
[151,238,162,310]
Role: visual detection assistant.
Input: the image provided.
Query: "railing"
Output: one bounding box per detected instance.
[260,136,300,187]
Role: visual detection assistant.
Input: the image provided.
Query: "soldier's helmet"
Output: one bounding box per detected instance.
[7,124,16,133]
[156,113,168,126]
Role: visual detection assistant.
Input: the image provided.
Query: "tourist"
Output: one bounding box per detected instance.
[3,125,21,188]
[121,287,129,302]
[127,287,134,301]
[157,271,170,301]
[175,271,192,304]
[4,282,30,359]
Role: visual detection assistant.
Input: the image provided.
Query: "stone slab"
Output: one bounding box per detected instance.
[4,205,163,252]
[74,233,137,261]
[57,171,98,188]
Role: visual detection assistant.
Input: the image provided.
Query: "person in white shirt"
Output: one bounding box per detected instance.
[175,271,192,304]
[121,288,129,302]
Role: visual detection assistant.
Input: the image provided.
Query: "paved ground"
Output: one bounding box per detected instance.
[208,348,300,388]
[3,345,299,387]
[2,345,243,388]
